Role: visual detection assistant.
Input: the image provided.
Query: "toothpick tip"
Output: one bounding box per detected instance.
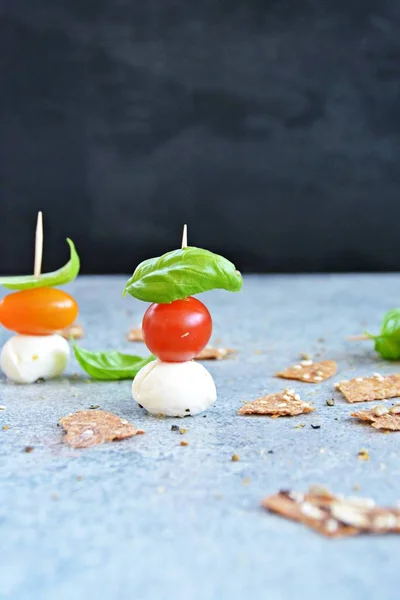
[181,224,188,249]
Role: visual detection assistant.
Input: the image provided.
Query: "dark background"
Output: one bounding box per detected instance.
[1,0,400,275]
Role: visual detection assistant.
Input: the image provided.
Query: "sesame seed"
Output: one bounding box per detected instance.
[294,394,300,401]
[303,374,310,380]
[373,373,382,378]
[293,365,302,370]
[315,370,323,376]
[301,360,313,366]
[300,502,325,520]
[373,406,389,417]
[355,378,363,382]
[314,376,323,382]
[325,519,339,534]
[288,491,305,503]
[389,405,400,415]
[282,396,291,401]
[334,383,340,390]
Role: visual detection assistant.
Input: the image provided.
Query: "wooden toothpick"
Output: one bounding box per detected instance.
[34,211,43,278]
[181,224,188,249]
[345,334,369,341]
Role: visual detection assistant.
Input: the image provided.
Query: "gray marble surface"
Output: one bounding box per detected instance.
[0,275,399,600]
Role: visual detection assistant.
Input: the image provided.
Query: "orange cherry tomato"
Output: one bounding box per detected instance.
[0,287,78,335]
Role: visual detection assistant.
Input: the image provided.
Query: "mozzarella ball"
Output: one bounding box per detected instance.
[132,359,217,417]
[0,334,70,384]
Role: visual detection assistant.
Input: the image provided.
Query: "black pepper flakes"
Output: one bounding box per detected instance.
[326,398,335,406]
[311,424,321,429]
[24,446,34,453]
[171,425,179,432]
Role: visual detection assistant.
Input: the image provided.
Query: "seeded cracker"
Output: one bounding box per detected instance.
[337,374,400,404]
[352,404,400,431]
[276,360,337,383]
[127,327,144,342]
[59,410,144,448]
[238,390,314,417]
[261,487,400,538]
[196,346,236,360]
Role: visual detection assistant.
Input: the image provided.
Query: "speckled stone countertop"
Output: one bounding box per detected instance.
[0,275,399,600]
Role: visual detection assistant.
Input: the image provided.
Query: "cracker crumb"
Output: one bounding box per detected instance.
[180,440,189,446]
[61,323,84,340]
[2,424,9,431]
[276,360,337,383]
[24,446,34,453]
[238,391,314,417]
[195,346,236,360]
[261,487,400,538]
[352,406,400,431]
[59,410,144,448]
[358,449,370,461]
[337,374,400,404]
[127,326,144,342]
[231,453,240,462]
[0,406,6,411]
[179,428,187,435]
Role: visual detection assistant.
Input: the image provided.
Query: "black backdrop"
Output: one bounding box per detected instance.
[1,1,400,275]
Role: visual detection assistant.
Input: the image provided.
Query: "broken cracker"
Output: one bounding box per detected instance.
[60,323,84,340]
[262,487,400,538]
[127,326,144,342]
[59,410,144,448]
[196,346,236,360]
[276,360,337,383]
[337,374,400,404]
[238,390,314,417]
[352,404,400,431]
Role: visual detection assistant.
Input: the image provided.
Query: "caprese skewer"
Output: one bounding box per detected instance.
[0,212,80,383]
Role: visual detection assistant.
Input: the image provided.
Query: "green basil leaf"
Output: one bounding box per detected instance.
[0,238,80,290]
[123,246,243,303]
[366,308,400,360]
[72,342,155,380]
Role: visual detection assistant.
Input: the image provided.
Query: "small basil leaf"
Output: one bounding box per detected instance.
[374,335,400,360]
[0,239,80,290]
[123,246,243,303]
[366,308,400,360]
[72,342,155,380]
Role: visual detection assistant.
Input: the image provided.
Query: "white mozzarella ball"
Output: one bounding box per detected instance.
[132,359,217,417]
[0,334,70,384]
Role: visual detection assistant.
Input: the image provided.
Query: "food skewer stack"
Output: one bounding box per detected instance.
[125,225,243,416]
[0,213,80,383]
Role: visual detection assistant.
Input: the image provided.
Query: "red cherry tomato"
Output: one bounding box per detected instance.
[0,287,79,335]
[142,296,212,362]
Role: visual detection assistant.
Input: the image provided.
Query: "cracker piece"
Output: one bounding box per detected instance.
[61,323,84,340]
[59,410,144,448]
[276,360,337,383]
[238,390,314,417]
[196,346,236,360]
[337,374,400,403]
[127,327,144,342]
[262,488,400,538]
[352,405,400,431]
